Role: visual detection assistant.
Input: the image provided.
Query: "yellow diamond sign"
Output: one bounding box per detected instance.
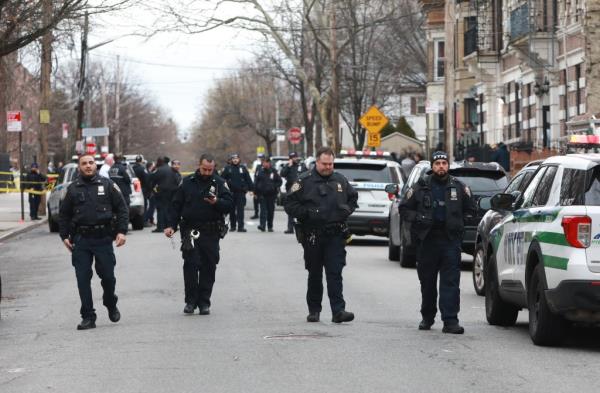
[359,106,388,134]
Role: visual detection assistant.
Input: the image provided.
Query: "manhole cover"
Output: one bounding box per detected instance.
[263,333,330,340]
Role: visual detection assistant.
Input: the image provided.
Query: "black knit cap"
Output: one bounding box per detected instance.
[431,151,449,163]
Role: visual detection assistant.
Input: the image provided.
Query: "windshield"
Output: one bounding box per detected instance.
[334,163,392,183]
[453,172,508,194]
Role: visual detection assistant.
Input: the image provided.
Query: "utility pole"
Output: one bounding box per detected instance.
[330,1,340,152]
[76,12,89,142]
[39,0,53,216]
[114,55,121,154]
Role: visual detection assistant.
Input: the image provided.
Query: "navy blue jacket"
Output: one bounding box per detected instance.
[221,164,254,193]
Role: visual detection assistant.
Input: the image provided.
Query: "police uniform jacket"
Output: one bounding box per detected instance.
[221,164,254,193]
[399,174,475,241]
[284,169,358,228]
[254,167,282,197]
[132,163,151,197]
[108,162,132,197]
[280,162,308,191]
[168,172,233,231]
[151,164,179,195]
[58,174,129,240]
[24,171,46,192]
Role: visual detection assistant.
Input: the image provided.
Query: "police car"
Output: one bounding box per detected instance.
[484,148,600,345]
[334,151,403,237]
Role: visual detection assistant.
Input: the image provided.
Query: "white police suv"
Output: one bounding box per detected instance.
[485,149,600,345]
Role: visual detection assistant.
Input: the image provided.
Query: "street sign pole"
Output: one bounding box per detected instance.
[19,131,24,222]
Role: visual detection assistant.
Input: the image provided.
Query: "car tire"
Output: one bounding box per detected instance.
[48,206,59,233]
[388,238,400,261]
[131,214,144,231]
[485,254,518,326]
[528,264,568,346]
[472,245,486,296]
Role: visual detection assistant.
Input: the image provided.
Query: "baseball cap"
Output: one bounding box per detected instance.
[31,163,39,169]
[289,152,298,158]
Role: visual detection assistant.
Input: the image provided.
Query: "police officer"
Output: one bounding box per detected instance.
[59,154,129,330]
[108,154,132,206]
[151,157,179,232]
[280,152,307,234]
[285,147,358,323]
[399,151,475,334]
[254,157,282,232]
[132,155,151,212]
[24,163,46,220]
[164,154,233,315]
[221,153,254,232]
[251,153,266,219]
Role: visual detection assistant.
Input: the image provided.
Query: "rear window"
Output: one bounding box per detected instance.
[452,170,508,194]
[561,166,600,206]
[335,163,393,183]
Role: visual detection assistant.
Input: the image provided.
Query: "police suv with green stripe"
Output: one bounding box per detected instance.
[485,153,600,346]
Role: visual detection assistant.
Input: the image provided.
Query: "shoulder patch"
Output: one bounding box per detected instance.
[112,183,122,193]
[291,182,302,192]
[406,188,414,199]
[464,186,471,197]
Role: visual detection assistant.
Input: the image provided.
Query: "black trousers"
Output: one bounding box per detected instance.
[230,192,246,230]
[303,234,347,314]
[259,195,276,229]
[416,233,462,325]
[28,194,41,219]
[253,195,259,216]
[155,191,172,231]
[71,235,118,320]
[182,234,220,307]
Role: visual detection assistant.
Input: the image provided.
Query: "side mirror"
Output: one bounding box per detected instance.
[490,193,516,211]
[385,184,399,195]
[478,196,492,211]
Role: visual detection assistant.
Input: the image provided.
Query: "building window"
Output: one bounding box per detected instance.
[464,17,477,57]
[507,83,512,139]
[410,97,426,115]
[434,41,445,79]
[575,63,581,115]
[562,69,568,120]
[515,83,521,138]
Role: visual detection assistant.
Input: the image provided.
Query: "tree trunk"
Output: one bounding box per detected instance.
[38,0,53,216]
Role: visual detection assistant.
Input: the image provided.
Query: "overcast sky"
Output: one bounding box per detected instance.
[88,4,259,137]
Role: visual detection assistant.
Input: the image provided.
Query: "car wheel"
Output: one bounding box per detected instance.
[48,207,59,233]
[485,253,518,326]
[472,245,485,296]
[528,264,568,346]
[388,237,400,261]
[131,214,144,230]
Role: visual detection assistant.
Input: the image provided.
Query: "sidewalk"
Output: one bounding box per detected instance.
[0,192,48,241]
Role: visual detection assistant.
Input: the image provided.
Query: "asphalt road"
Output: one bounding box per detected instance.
[1,212,599,393]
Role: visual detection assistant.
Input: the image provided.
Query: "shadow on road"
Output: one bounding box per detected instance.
[347,238,388,247]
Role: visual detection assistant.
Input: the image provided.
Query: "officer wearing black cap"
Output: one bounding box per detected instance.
[280,152,307,234]
[24,163,46,220]
[221,153,254,232]
[59,154,129,330]
[164,154,233,315]
[285,147,358,323]
[399,151,475,334]
[254,156,282,232]
[251,153,266,219]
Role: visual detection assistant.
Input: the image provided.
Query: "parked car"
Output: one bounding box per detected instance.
[483,152,600,346]
[334,156,403,237]
[388,160,508,267]
[471,160,541,296]
[48,162,145,232]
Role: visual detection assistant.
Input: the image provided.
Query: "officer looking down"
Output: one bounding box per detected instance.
[284,147,358,324]
[221,153,254,232]
[399,151,475,334]
[164,154,233,316]
[59,154,129,331]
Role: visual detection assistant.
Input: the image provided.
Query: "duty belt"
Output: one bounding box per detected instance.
[76,224,111,237]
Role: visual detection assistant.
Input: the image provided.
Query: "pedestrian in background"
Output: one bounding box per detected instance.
[58,154,129,330]
[171,159,183,186]
[251,153,266,219]
[24,163,46,220]
[280,152,307,234]
[254,157,282,232]
[284,147,358,323]
[399,151,475,334]
[150,157,179,232]
[132,155,150,217]
[144,161,156,226]
[164,154,233,315]
[221,153,254,232]
[109,154,132,206]
[99,154,114,179]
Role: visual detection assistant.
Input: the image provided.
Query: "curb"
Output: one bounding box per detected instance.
[0,219,48,242]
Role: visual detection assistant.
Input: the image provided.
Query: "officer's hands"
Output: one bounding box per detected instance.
[164,227,175,238]
[204,196,217,205]
[115,233,126,247]
[63,238,73,252]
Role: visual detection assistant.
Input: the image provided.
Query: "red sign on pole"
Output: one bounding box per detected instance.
[7,111,22,132]
[288,127,302,144]
[85,143,97,155]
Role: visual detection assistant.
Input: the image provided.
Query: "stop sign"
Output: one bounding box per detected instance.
[288,127,302,144]
[85,143,96,155]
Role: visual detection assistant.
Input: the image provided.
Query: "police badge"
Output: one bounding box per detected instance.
[291,182,301,192]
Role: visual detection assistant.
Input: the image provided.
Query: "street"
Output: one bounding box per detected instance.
[1,212,599,393]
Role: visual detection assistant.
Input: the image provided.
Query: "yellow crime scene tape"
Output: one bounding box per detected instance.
[0,171,58,194]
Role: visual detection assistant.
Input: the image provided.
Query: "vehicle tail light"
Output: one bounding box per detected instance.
[133,179,141,193]
[561,216,591,248]
[387,192,395,201]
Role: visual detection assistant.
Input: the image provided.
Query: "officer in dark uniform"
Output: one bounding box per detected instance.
[399,151,475,334]
[280,152,307,234]
[59,154,129,330]
[151,157,179,232]
[251,153,266,219]
[285,147,358,323]
[164,154,233,315]
[108,154,132,206]
[254,157,282,232]
[132,155,150,211]
[24,163,46,220]
[221,153,254,232]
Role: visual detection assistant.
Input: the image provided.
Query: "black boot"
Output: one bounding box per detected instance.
[418,319,434,330]
[108,306,121,323]
[183,303,196,314]
[77,318,96,330]
[442,324,464,334]
[307,312,320,322]
[199,305,210,315]
[332,310,354,323]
